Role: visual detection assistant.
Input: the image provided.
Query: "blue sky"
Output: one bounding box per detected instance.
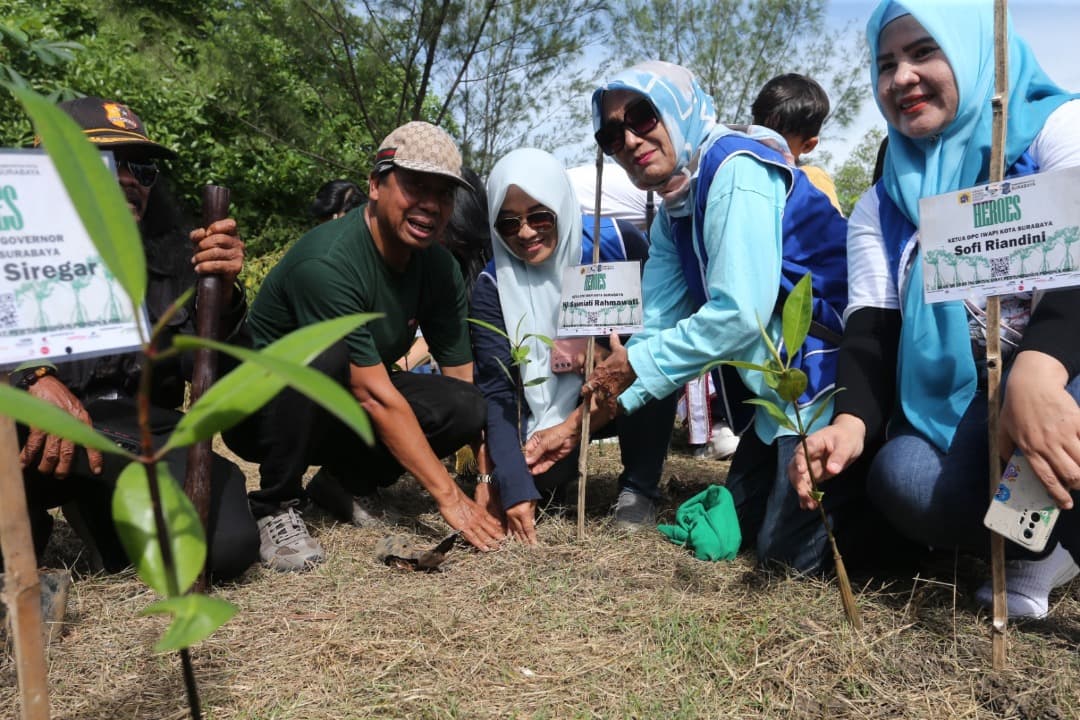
[553,1,1078,170]
[824,1,1080,166]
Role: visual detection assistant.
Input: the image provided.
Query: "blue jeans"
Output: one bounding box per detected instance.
[725,431,874,574]
[867,378,1080,563]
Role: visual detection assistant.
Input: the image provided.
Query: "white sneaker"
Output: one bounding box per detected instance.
[975,543,1080,619]
[692,422,740,460]
[257,504,324,572]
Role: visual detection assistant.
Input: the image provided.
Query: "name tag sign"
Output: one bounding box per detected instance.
[918,166,1080,303]
[557,260,643,337]
[0,149,143,366]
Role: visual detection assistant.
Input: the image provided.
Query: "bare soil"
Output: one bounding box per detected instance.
[2,432,1078,719]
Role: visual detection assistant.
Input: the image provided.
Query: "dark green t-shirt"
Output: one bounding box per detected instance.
[249,205,472,368]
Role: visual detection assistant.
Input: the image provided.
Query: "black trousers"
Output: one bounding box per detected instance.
[9,401,259,582]
[223,342,486,518]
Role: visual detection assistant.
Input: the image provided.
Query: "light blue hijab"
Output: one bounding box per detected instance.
[871,0,1072,225]
[486,149,583,436]
[869,0,1076,451]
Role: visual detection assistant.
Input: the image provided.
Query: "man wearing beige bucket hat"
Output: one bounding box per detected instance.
[226,121,506,571]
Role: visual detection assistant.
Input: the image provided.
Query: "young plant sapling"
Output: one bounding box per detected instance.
[2,87,377,719]
[707,272,862,630]
[469,314,552,443]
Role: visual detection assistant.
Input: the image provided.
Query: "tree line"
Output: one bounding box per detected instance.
[1,0,877,260]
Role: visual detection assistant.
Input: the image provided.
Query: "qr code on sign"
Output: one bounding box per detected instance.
[0,292,16,329]
[990,257,1011,280]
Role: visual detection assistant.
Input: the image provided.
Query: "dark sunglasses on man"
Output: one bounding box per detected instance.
[494,209,557,237]
[114,157,159,188]
[594,98,660,155]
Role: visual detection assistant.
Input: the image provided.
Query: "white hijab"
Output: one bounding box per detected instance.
[486,149,583,436]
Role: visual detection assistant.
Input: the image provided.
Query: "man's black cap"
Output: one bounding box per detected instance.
[54,96,177,160]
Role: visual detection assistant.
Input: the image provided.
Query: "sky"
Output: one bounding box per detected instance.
[556,1,1080,171]
[823,0,1080,167]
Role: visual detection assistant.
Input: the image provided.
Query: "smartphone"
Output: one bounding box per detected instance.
[983,450,1061,553]
[550,338,589,374]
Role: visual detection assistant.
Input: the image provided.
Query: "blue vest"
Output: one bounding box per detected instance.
[670,135,849,429]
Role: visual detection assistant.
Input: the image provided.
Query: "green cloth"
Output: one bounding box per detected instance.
[249,203,472,369]
[657,485,741,561]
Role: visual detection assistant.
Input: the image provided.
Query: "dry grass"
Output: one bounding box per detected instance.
[3,437,1079,720]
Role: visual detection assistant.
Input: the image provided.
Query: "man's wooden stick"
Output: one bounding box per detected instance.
[0,416,50,719]
[185,185,230,592]
[577,149,605,540]
[987,0,1009,671]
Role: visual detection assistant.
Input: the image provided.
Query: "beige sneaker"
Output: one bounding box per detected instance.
[257,504,324,572]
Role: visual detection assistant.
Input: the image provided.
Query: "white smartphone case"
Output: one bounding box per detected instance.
[983,450,1060,553]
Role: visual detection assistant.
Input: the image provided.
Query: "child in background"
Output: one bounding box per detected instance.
[752,73,841,212]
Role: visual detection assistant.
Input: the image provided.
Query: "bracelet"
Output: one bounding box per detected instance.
[12,364,57,390]
[476,473,495,485]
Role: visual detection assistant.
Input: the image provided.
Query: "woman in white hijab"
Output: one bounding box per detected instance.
[470,148,674,543]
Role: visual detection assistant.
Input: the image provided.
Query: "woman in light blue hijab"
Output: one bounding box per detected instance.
[470,149,671,543]
[793,0,1080,618]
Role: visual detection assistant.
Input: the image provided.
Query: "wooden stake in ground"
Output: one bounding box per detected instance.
[0,415,50,720]
[185,185,230,593]
[986,0,1010,671]
[576,148,605,540]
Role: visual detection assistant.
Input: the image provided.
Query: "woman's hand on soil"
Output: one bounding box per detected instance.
[505,500,538,546]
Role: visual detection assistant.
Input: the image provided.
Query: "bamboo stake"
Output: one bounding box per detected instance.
[576,149,605,540]
[987,0,1009,671]
[0,415,50,720]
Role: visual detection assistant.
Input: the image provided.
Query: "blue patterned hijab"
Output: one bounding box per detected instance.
[591,61,717,185]
[869,0,1076,451]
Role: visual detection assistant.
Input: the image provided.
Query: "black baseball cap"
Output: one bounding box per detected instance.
[54,96,177,160]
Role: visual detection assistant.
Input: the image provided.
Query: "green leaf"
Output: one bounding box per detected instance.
[0,385,136,459]
[10,86,146,307]
[782,273,813,361]
[762,359,784,389]
[704,359,776,375]
[142,594,238,652]
[165,318,378,451]
[112,462,206,596]
[805,386,846,430]
[467,317,512,343]
[755,313,784,369]
[776,368,808,404]
[523,333,555,349]
[523,377,548,387]
[810,489,824,503]
[744,398,797,432]
[493,356,515,386]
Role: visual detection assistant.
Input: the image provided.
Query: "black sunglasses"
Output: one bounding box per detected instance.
[494,209,557,237]
[594,98,660,155]
[116,158,159,188]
